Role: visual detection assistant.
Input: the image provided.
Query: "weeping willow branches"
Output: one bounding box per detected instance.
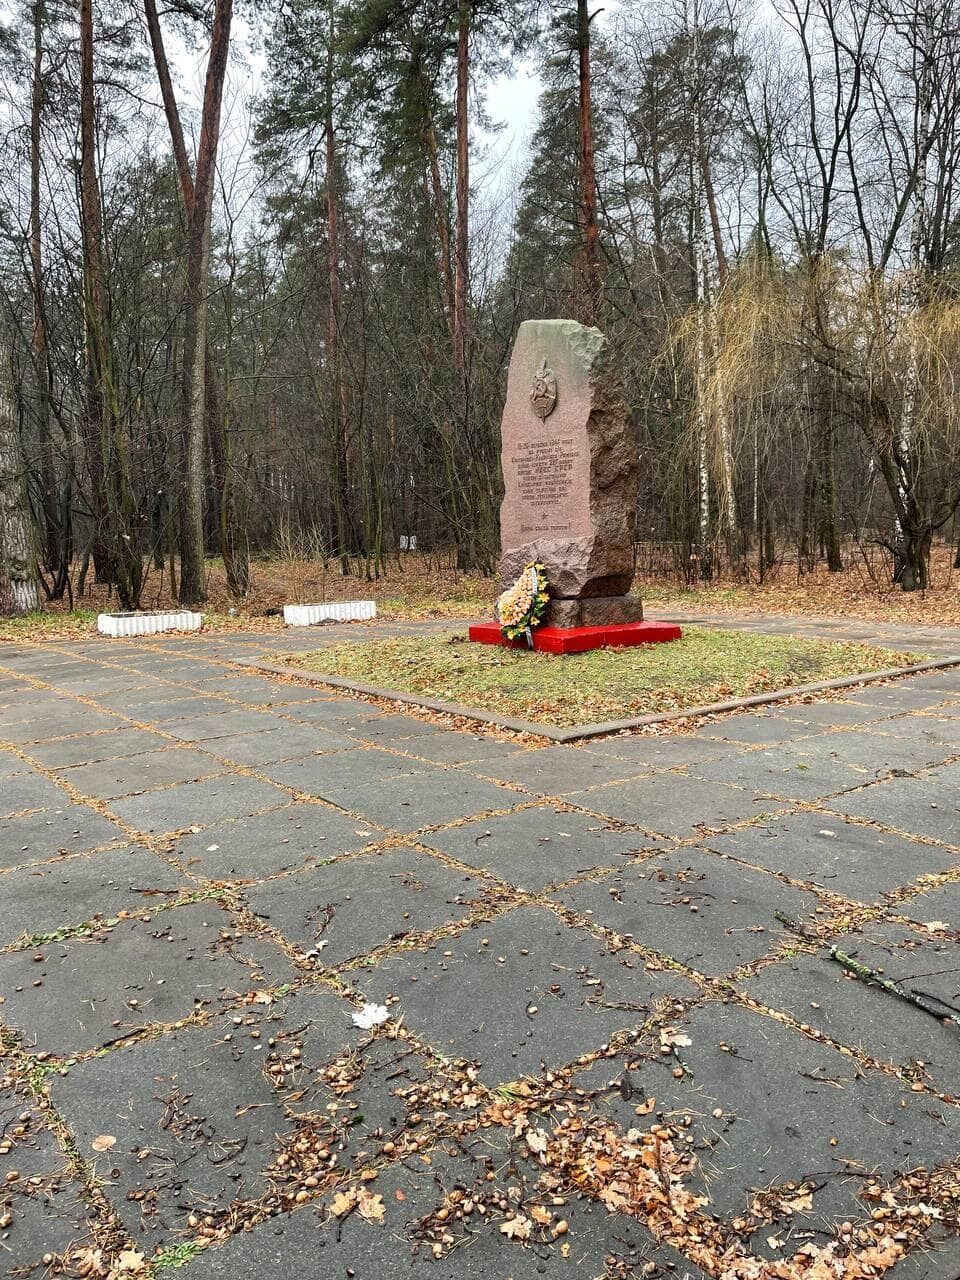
[669,252,960,586]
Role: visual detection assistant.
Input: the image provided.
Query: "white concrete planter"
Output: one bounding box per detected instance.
[97,610,203,638]
[283,601,377,627]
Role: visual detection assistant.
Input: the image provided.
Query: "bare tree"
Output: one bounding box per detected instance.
[0,351,39,615]
[174,0,233,607]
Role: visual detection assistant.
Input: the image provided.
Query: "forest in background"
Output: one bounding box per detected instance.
[1,0,960,617]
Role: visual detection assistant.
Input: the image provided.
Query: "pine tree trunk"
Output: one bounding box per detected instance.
[30,0,64,593]
[454,0,470,444]
[422,112,455,343]
[454,3,469,394]
[145,0,248,599]
[325,0,353,572]
[454,1,483,573]
[79,0,142,609]
[0,369,40,616]
[576,0,602,325]
[177,0,232,607]
[79,0,108,584]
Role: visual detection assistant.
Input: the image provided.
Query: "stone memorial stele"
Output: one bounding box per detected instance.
[470,318,682,653]
[499,318,642,626]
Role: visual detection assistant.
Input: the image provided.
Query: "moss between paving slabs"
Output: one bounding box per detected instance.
[281,627,925,727]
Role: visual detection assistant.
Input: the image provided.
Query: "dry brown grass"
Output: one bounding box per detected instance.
[5,545,960,645]
[1,554,493,641]
[640,544,960,626]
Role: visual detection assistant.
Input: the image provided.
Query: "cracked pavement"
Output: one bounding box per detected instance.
[0,620,959,1279]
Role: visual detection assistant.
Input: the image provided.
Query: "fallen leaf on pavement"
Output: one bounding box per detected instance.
[330,1188,358,1217]
[357,1189,385,1222]
[500,1213,533,1240]
[526,1128,548,1155]
[112,1249,145,1274]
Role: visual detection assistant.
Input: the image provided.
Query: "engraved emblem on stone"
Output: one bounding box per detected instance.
[529,358,557,420]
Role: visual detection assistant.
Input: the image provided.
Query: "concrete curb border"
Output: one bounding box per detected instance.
[245,654,960,744]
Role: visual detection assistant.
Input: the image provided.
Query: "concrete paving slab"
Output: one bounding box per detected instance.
[794,727,958,773]
[686,748,866,802]
[357,905,695,1084]
[744,923,960,1092]
[0,902,295,1055]
[392,729,525,765]
[50,1009,295,1247]
[565,1001,960,1230]
[0,845,190,944]
[777,699,896,726]
[581,735,745,769]
[161,710,292,742]
[565,774,773,839]
[828,769,960,845]
[704,810,956,899]
[419,805,662,891]
[57,748,227,799]
[332,711,446,742]
[553,848,821,976]
[264,747,433,793]
[696,714,819,745]
[109,775,288,835]
[244,847,485,964]
[198,723,356,764]
[466,744,653,794]
[0,1099,96,1270]
[172,802,374,881]
[0,805,125,869]
[27,726,173,768]
[325,771,524,833]
[2,704,122,742]
[899,879,960,929]
[0,771,70,817]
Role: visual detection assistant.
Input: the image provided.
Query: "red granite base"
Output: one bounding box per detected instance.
[468,619,683,655]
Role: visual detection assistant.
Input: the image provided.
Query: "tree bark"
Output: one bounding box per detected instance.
[325,0,353,571]
[176,0,233,607]
[79,0,107,581]
[79,0,142,608]
[821,413,843,571]
[576,0,602,325]
[893,4,934,592]
[422,112,455,342]
[144,0,248,600]
[29,0,65,592]
[0,367,40,616]
[454,1,469,418]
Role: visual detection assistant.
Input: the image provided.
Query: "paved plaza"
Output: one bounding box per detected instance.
[0,617,959,1278]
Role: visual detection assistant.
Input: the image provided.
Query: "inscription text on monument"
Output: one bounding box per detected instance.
[511,436,577,535]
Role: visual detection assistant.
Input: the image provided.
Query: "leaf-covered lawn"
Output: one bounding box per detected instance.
[0,608,99,643]
[282,627,924,726]
[640,547,960,627]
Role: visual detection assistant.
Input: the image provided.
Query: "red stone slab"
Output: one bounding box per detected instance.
[468,620,683,654]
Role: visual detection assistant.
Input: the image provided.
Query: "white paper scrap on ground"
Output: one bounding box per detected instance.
[352,1002,390,1029]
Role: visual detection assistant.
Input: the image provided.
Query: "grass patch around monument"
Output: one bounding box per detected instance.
[279,627,925,727]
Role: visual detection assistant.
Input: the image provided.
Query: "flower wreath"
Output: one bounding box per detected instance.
[496,562,550,646]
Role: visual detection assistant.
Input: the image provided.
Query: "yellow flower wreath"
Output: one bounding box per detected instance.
[496,563,550,644]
